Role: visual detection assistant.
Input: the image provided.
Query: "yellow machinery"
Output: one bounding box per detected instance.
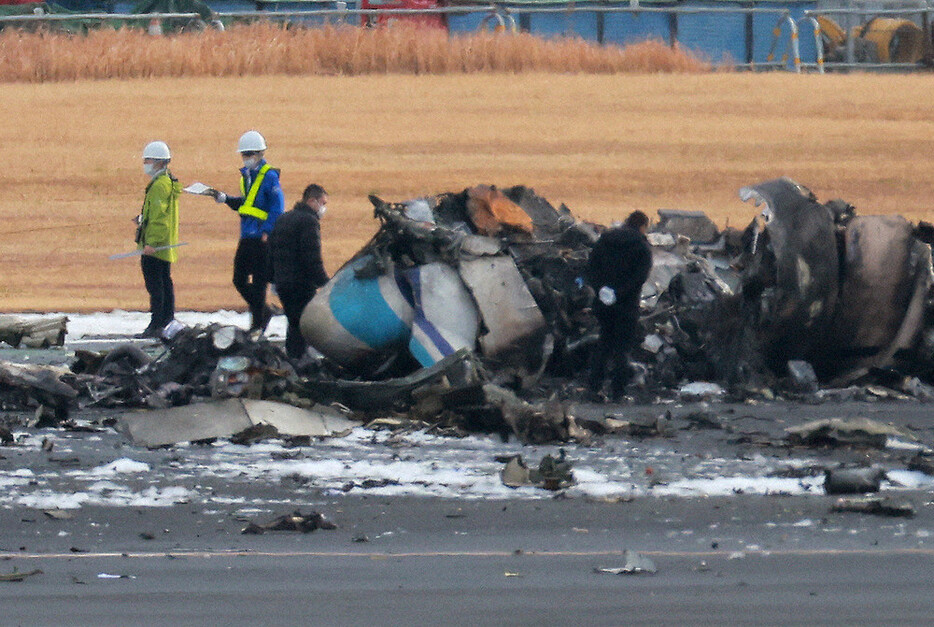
[818,15,929,63]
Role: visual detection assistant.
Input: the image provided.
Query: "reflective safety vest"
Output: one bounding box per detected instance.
[238,164,276,221]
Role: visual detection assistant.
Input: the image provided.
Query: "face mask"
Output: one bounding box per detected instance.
[317,205,327,218]
[242,156,260,169]
[143,163,159,177]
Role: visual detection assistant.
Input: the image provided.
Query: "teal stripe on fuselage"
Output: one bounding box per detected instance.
[328,259,409,350]
[408,333,436,368]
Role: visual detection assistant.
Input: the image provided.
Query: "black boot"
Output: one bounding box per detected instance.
[250,306,272,335]
[610,362,634,400]
[134,324,161,339]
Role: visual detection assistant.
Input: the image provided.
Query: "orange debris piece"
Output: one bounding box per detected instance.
[466,185,534,236]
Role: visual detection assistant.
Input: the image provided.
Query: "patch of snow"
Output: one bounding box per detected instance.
[886,437,930,452]
[565,467,637,500]
[14,485,195,509]
[84,458,151,476]
[15,310,287,341]
[119,486,193,507]
[654,475,824,497]
[209,496,247,504]
[885,470,934,489]
[17,491,92,509]
[679,382,725,398]
[0,477,32,488]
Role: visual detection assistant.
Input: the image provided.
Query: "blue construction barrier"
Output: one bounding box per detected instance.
[449,2,820,67]
[526,9,599,39]
[446,11,486,33]
[674,3,746,63]
[602,11,671,47]
[54,0,823,67]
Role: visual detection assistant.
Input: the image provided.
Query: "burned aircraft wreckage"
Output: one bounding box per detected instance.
[728,178,934,387]
[4,177,934,444]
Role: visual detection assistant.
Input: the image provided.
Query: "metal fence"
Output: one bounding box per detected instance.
[804,5,933,70]
[1,1,932,72]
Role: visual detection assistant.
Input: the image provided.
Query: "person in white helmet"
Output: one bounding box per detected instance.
[209,130,285,333]
[136,140,181,338]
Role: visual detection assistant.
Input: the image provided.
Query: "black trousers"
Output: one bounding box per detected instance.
[233,238,270,329]
[141,255,175,330]
[277,283,316,359]
[589,302,640,396]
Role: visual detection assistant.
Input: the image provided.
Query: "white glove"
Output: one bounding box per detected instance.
[213,191,227,204]
[598,286,617,306]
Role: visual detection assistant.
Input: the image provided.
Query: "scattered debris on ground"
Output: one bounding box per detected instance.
[43,509,73,520]
[0,361,76,423]
[0,315,67,349]
[499,449,575,490]
[786,418,917,449]
[97,573,136,580]
[907,452,934,475]
[823,466,886,494]
[118,398,358,447]
[241,510,337,534]
[830,496,916,518]
[0,568,43,582]
[594,550,658,575]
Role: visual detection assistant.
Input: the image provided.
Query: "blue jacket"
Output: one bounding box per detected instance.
[224,159,285,239]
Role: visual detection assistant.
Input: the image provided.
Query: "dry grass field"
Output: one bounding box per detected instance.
[0,24,708,81]
[3,70,934,312]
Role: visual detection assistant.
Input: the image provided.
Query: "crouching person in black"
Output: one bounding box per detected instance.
[268,184,330,360]
[585,210,653,399]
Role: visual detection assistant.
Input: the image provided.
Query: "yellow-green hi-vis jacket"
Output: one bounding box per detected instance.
[138,171,181,263]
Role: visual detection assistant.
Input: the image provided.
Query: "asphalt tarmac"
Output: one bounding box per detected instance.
[2,481,934,624]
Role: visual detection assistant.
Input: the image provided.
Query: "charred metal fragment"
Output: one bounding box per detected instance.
[736,177,934,382]
[824,466,885,494]
[655,209,719,244]
[736,177,839,373]
[831,496,915,518]
[0,360,76,420]
[293,348,482,411]
[0,315,67,349]
[827,215,932,376]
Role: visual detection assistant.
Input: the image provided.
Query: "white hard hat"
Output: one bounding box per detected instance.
[238,130,267,152]
[142,141,171,160]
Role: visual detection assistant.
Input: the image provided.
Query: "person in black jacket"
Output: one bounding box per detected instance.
[585,210,653,399]
[269,184,330,359]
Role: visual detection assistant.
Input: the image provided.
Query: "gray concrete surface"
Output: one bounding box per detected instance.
[1,495,933,625]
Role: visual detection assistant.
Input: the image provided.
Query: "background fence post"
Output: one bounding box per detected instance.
[668,10,678,48]
[744,4,754,65]
[845,11,855,66]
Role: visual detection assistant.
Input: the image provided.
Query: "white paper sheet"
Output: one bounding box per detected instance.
[183,182,213,195]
